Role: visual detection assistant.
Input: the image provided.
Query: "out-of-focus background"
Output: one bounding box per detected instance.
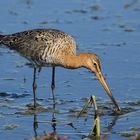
[0,0,140,139]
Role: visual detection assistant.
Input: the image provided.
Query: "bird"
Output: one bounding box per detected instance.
[0,28,121,112]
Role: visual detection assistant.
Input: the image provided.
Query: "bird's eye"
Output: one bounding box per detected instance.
[93,63,97,66]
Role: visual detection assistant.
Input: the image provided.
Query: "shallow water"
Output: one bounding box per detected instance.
[0,0,140,140]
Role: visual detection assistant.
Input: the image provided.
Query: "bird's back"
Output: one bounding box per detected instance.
[0,29,77,66]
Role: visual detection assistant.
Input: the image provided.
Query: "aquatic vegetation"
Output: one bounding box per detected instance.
[0,92,30,98]
[119,131,140,138]
[78,96,100,138]
[0,0,140,139]
[3,124,18,130]
[0,77,16,80]
[16,106,60,116]
[131,127,140,131]
[118,127,140,139]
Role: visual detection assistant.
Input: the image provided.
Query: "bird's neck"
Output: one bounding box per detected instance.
[63,53,87,69]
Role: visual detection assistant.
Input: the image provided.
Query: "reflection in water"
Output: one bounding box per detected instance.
[33,110,38,139]
[32,73,70,140]
[31,69,119,139]
[32,100,69,140]
[102,116,119,140]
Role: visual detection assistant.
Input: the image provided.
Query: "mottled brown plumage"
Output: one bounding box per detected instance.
[0,29,76,67]
[0,28,120,112]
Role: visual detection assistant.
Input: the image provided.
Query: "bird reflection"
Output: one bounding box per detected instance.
[102,116,119,140]
[32,104,58,140]
[33,110,38,139]
[32,73,70,140]
[32,86,57,139]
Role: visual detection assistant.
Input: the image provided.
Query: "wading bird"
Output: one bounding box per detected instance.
[0,29,120,112]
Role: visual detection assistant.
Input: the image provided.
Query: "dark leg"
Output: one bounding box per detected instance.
[51,67,55,100]
[33,67,37,108]
[52,98,56,133]
[50,67,56,133]
[51,67,56,132]
[33,110,38,139]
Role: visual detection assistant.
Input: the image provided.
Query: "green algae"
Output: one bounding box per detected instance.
[3,124,18,130]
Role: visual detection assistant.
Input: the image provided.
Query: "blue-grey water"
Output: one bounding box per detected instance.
[0,0,140,140]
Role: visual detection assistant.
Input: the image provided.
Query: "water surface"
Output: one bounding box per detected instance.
[0,0,140,139]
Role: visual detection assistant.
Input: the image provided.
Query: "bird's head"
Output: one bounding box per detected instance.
[84,53,121,112]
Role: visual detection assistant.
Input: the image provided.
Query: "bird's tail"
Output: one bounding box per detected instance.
[0,35,5,46]
[0,34,4,38]
[0,34,4,43]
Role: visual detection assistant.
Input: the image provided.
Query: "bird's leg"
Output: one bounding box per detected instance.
[51,67,55,101]
[51,66,57,132]
[33,67,37,108]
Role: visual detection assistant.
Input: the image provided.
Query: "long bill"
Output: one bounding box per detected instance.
[96,69,121,112]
